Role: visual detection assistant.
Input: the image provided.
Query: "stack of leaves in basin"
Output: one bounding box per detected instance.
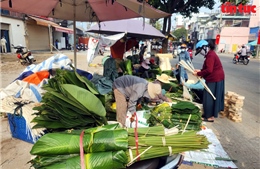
[32,69,108,132]
[29,125,210,169]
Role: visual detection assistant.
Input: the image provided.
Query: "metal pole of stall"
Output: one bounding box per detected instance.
[73,0,77,68]
[48,24,53,53]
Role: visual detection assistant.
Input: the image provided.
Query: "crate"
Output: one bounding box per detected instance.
[7,113,38,144]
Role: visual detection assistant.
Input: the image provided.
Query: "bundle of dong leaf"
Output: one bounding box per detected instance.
[148,101,202,131]
[32,69,110,132]
[119,59,132,75]
[29,124,210,169]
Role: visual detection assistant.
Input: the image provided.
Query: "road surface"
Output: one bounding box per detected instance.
[190,53,260,169]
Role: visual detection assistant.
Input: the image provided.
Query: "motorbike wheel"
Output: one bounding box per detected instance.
[232,57,237,64]
[243,58,249,65]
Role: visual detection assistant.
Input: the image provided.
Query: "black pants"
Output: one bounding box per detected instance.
[238,55,246,61]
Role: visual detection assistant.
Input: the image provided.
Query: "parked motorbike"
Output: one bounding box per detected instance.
[76,43,88,51]
[232,52,250,65]
[12,44,36,65]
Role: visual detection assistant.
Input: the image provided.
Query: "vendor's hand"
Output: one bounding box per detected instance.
[130,113,136,123]
[193,72,198,76]
[167,98,172,103]
[194,69,201,73]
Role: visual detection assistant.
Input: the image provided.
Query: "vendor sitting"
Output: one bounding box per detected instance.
[138,52,153,78]
[138,58,150,78]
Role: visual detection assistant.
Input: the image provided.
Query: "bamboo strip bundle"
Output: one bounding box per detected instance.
[179,60,216,100]
[221,91,244,122]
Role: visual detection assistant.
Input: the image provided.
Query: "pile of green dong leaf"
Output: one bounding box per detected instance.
[32,69,117,132]
[29,124,210,169]
[148,101,202,131]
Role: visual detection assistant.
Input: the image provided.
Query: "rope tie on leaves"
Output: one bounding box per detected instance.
[162,137,166,146]
[80,130,85,169]
[134,112,140,161]
[168,146,172,156]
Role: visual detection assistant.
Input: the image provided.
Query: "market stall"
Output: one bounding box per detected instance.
[0,51,238,168]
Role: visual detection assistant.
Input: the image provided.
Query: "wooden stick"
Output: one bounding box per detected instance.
[179,60,216,100]
[186,61,195,71]
[127,146,153,167]
[198,77,216,100]
[182,114,191,134]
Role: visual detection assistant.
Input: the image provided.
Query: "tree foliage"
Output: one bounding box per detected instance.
[154,21,162,31]
[172,27,187,41]
[146,0,250,52]
[147,0,216,52]
[220,0,249,5]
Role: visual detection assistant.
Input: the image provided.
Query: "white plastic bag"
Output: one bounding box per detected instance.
[125,111,149,128]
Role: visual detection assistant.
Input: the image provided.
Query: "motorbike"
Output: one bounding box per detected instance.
[76,43,88,51]
[12,44,36,65]
[126,154,184,169]
[232,52,250,65]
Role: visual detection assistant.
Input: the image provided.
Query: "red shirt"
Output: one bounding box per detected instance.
[197,50,225,82]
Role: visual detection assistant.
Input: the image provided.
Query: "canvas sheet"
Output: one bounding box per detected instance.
[21,53,72,74]
[184,128,237,168]
[87,33,126,64]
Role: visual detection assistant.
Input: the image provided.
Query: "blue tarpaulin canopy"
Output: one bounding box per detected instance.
[248,39,258,46]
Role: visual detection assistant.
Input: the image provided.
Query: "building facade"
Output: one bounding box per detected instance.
[0,9,73,53]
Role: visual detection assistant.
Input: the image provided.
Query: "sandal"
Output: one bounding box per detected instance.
[202,118,214,122]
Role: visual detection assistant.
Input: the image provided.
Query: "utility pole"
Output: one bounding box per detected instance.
[216,9,223,53]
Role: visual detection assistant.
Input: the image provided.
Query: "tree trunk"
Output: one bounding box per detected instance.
[161,16,172,53]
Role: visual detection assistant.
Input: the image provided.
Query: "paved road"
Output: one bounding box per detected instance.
[191,53,260,169]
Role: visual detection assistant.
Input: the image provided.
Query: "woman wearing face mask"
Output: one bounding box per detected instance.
[177,43,191,84]
[193,40,225,122]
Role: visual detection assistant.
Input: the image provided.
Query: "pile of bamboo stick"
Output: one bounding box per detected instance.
[220,91,244,122]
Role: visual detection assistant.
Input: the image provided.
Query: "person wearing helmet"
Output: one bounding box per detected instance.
[176,43,190,84]
[193,40,225,122]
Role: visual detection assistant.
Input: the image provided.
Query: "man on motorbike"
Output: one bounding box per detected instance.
[238,45,247,62]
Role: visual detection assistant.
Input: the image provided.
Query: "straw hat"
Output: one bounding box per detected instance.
[156,74,175,84]
[147,83,161,99]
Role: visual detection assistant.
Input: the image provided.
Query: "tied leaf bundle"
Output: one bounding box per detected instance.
[127,131,209,164]
[32,69,108,131]
[148,103,174,128]
[147,101,202,131]
[30,151,128,169]
[29,125,210,169]
[171,101,202,131]
[30,129,128,155]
